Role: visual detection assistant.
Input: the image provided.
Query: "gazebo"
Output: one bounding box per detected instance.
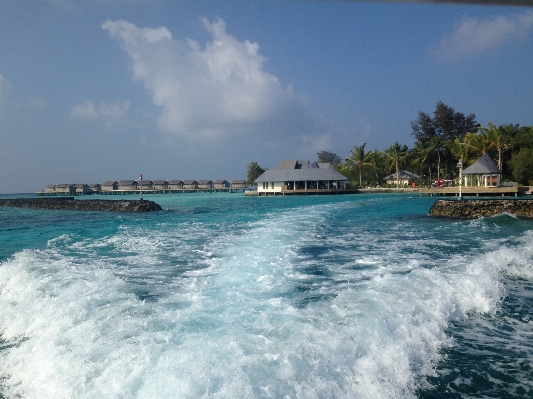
[462,153,501,187]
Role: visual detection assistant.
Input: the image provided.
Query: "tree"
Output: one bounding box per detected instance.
[410,140,434,184]
[246,162,265,185]
[482,123,519,173]
[384,142,409,187]
[345,143,374,187]
[464,130,493,158]
[411,101,477,143]
[316,151,342,165]
[510,148,533,184]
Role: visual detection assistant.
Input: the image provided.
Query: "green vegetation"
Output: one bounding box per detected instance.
[246,162,266,185]
[247,101,533,187]
[334,102,533,187]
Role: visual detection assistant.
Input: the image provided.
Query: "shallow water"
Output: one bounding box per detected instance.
[0,193,532,398]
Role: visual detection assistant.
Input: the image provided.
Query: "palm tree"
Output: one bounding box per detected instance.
[346,143,374,187]
[483,122,518,173]
[410,141,433,184]
[429,135,446,179]
[465,130,493,158]
[384,142,409,187]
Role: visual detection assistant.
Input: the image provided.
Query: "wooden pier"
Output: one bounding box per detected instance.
[419,186,530,197]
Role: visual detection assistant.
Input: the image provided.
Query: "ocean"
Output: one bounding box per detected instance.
[0,193,532,398]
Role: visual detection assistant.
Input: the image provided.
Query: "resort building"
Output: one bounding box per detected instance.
[73,184,91,195]
[213,180,230,189]
[462,153,501,187]
[101,181,118,191]
[254,160,349,195]
[384,170,420,187]
[167,180,184,190]
[118,180,138,190]
[198,180,214,189]
[230,180,247,189]
[88,183,101,192]
[152,180,169,190]
[183,180,199,189]
[136,180,153,190]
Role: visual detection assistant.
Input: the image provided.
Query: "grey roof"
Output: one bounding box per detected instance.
[101,181,118,186]
[118,180,137,185]
[462,153,501,175]
[213,179,229,184]
[183,180,198,185]
[136,180,153,185]
[167,180,184,185]
[230,180,246,184]
[152,180,168,185]
[255,160,348,183]
[198,180,213,185]
[384,170,420,180]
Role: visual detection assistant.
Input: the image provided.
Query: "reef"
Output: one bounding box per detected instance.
[429,199,533,219]
[0,197,162,212]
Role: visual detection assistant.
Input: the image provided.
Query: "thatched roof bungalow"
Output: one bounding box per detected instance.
[152,180,169,190]
[101,181,118,191]
[213,180,230,189]
[198,180,213,189]
[118,180,138,190]
[255,160,348,195]
[167,180,184,190]
[183,180,198,189]
[230,180,246,189]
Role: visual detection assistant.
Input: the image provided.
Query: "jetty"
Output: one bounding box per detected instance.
[419,185,529,197]
[429,199,533,219]
[0,198,162,212]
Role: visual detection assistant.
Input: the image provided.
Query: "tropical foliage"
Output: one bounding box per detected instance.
[250,101,533,187]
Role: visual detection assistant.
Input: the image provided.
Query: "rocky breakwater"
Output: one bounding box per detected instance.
[0,197,162,212]
[429,199,533,219]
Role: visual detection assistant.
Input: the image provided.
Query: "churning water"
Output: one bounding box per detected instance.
[0,193,532,398]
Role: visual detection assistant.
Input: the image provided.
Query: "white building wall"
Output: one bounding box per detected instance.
[257,181,283,194]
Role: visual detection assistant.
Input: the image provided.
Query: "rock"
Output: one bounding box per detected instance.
[429,199,533,219]
[0,198,162,212]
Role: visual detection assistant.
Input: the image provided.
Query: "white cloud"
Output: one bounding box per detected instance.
[101,18,325,142]
[435,11,533,60]
[70,100,129,121]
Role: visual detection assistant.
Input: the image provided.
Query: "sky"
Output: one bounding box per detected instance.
[1,1,532,194]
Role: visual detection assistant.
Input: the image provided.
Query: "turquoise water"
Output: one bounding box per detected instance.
[1,193,532,398]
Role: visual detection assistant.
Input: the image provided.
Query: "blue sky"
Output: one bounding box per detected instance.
[1,1,532,193]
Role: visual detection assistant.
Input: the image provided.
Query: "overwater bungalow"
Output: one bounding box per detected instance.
[254,160,349,196]
[167,180,184,190]
[118,180,138,190]
[73,184,91,194]
[213,180,230,189]
[101,181,118,191]
[183,180,198,189]
[152,180,169,190]
[88,183,101,192]
[198,180,214,189]
[136,180,153,190]
[230,180,247,189]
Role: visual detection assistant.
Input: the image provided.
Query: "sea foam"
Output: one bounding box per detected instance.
[0,199,528,398]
